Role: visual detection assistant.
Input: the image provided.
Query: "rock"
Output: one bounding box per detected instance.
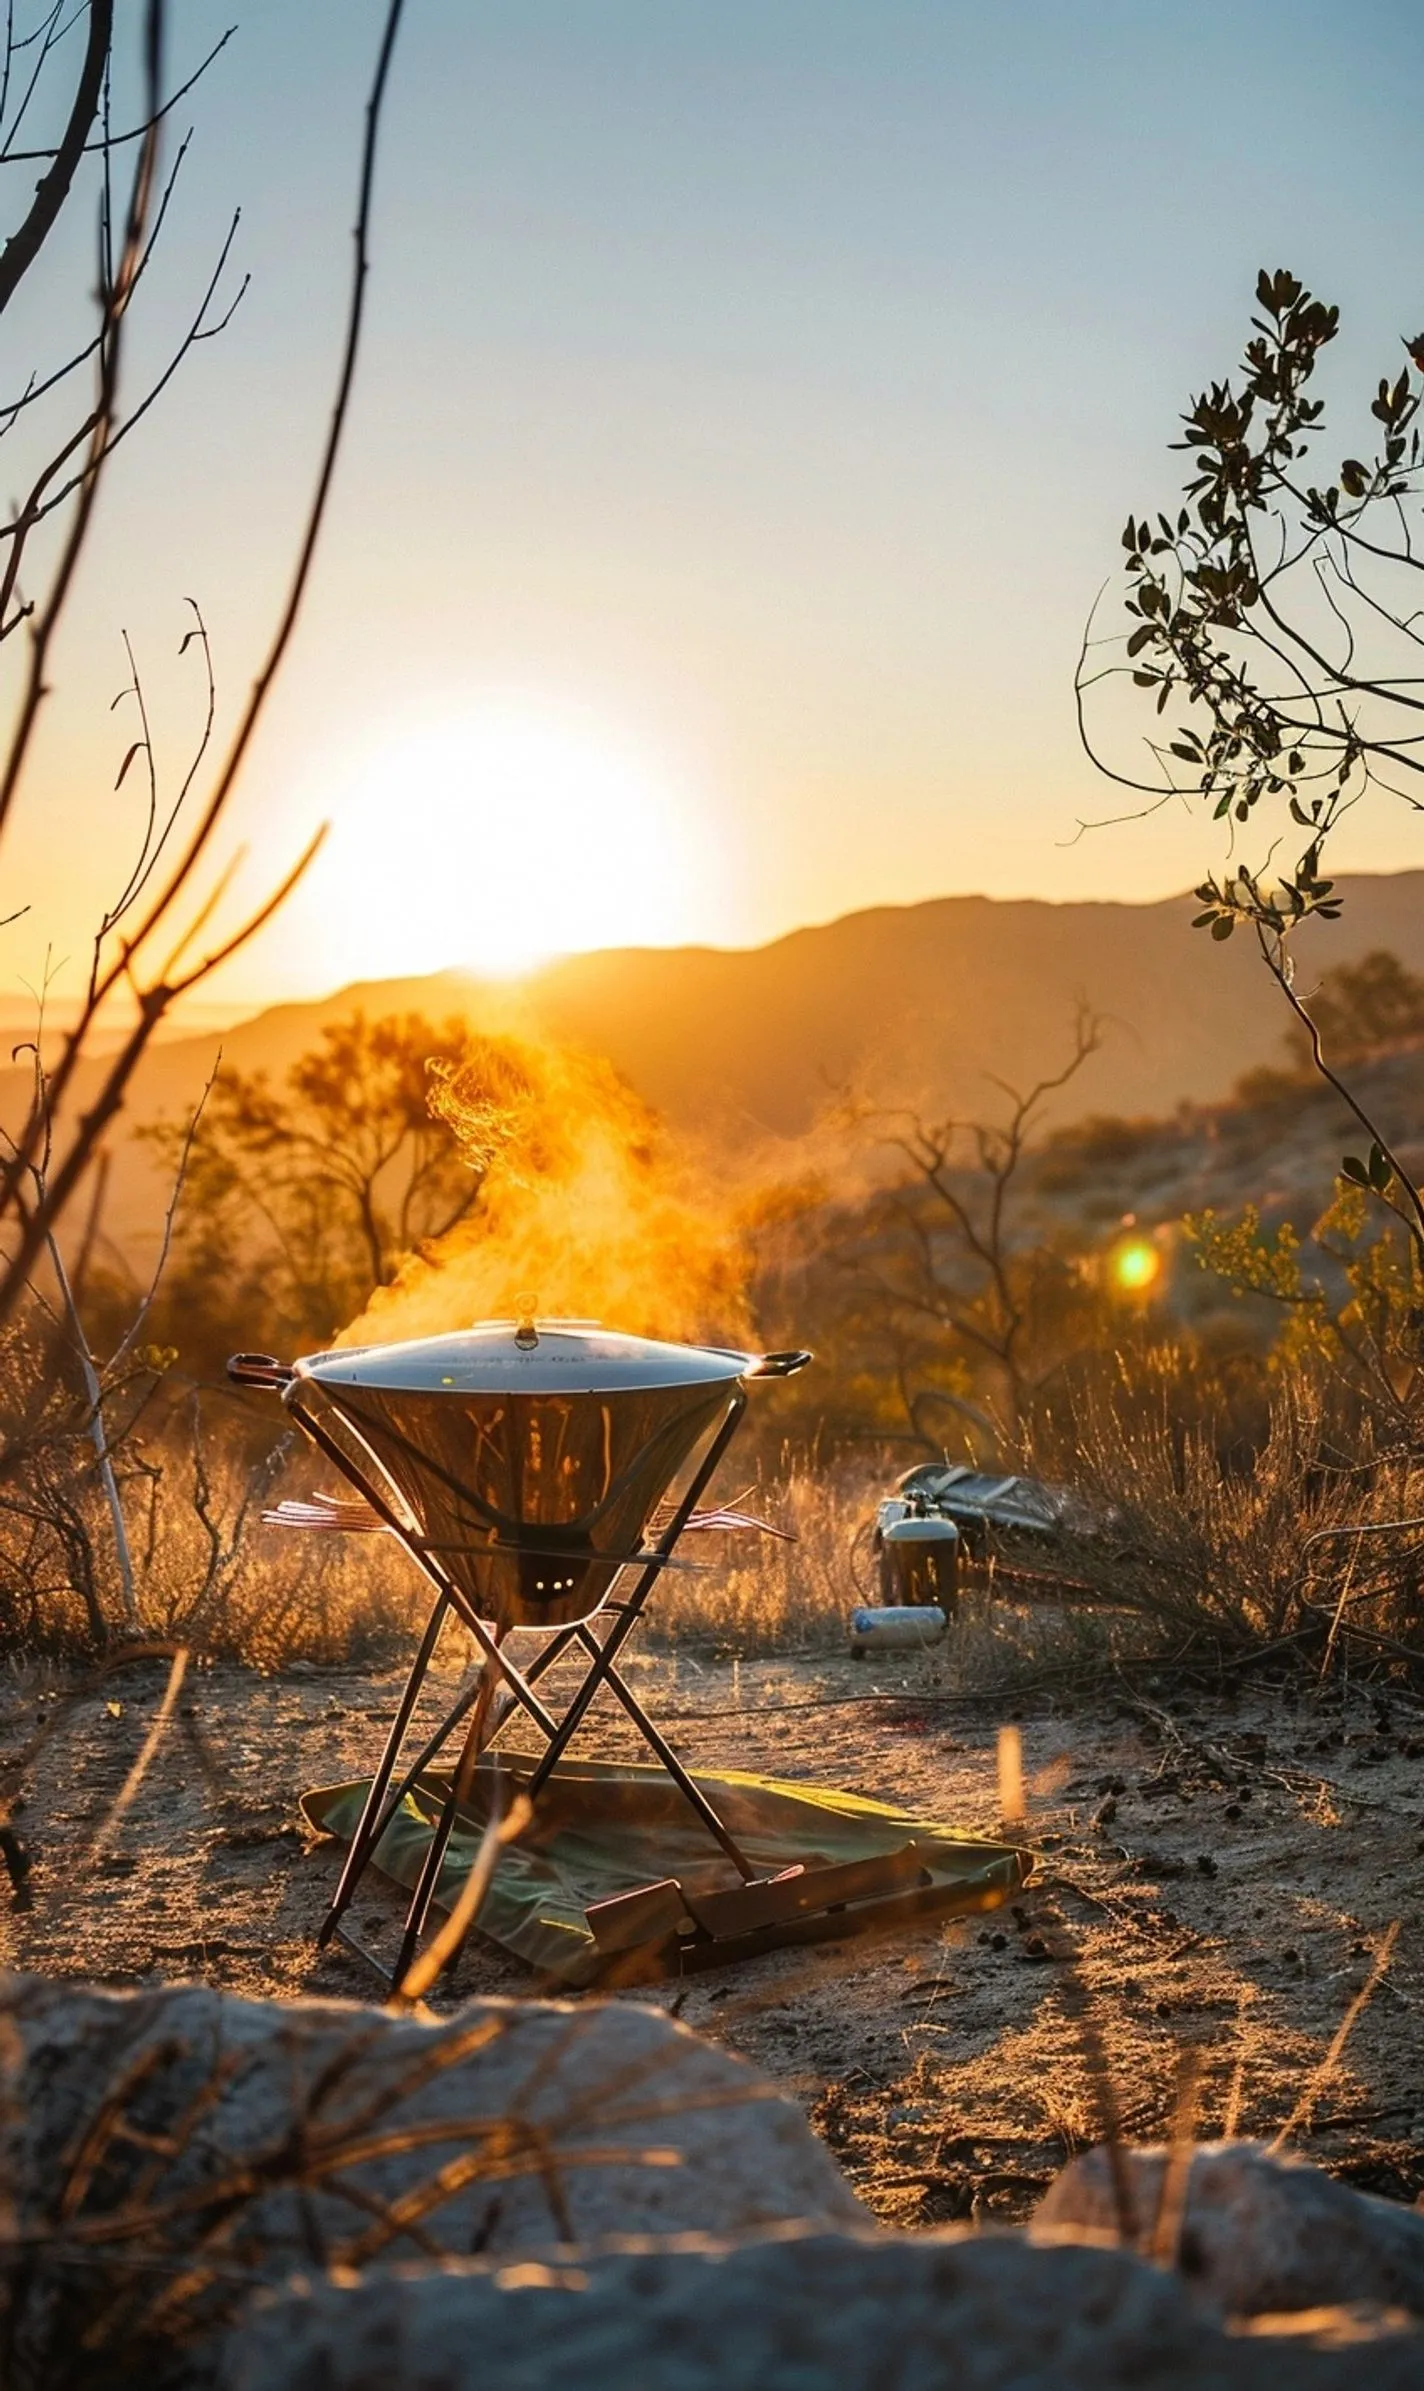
[0,1971,864,2386]
[218,2228,1424,2391]
[14,1973,1424,2391]
[1034,2139,1424,2319]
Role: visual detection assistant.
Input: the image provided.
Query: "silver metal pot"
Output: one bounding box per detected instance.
[231,1321,808,1629]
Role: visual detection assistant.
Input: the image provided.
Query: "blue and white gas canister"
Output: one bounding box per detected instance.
[848,1603,949,1656]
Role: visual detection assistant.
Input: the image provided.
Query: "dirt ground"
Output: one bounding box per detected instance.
[3,1637,1423,2229]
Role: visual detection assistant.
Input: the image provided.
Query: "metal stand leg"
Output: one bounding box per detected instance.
[316,1587,565,1955]
[574,1624,756,1880]
[303,1385,760,1966]
[391,1640,505,1988]
[363,1622,582,1860]
[447,1589,560,1741]
[317,1588,451,1947]
[526,1392,747,1802]
[296,1402,563,1745]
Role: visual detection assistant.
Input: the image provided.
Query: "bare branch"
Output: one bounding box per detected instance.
[0,0,111,315]
[0,0,162,844]
[1,22,231,162]
[108,1050,219,1374]
[0,0,407,1320]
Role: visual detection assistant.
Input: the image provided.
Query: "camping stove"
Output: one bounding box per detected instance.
[230,1319,822,1981]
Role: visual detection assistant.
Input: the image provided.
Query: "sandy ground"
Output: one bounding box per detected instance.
[2,1639,1423,2228]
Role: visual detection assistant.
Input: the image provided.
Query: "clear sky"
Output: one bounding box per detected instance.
[5,0,1423,1004]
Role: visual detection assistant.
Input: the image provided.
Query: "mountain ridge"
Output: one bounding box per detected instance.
[8,871,1424,1255]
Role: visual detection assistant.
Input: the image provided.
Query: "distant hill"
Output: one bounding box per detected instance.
[8,872,1424,1258]
[523,876,1424,1136]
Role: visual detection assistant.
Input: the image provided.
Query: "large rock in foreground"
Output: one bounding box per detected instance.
[4,1970,863,2249]
[0,1971,863,2387]
[8,1972,1424,2391]
[1035,2140,1424,2320]
[218,2229,1424,2391]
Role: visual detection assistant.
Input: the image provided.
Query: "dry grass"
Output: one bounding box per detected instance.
[647,1467,875,1657]
[643,1365,1424,1684]
[929,1585,1162,1694]
[0,1445,868,1674]
[656,1462,1168,1687]
[0,1427,424,1673]
[1030,1360,1424,1673]
[140,1516,423,1675]
[12,1346,1424,1691]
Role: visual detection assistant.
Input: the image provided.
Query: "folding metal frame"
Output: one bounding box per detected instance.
[230,1349,800,1985]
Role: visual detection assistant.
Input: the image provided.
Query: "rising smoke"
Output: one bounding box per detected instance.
[336,1032,754,1349]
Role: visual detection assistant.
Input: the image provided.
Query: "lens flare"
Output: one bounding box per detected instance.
[1110,1236,1162,1295]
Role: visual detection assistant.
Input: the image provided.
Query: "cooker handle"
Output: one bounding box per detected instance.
[747,1348,813,1378]
[227,1352,295,1390]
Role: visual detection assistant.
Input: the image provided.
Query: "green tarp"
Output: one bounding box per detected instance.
[302,1751,1029,1984]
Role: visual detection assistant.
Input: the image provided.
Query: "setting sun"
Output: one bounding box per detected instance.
[308,702,717,981]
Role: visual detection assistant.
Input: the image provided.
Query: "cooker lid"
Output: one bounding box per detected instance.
[294,1319,759,1398]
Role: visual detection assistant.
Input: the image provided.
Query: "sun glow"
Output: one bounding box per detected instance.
[309,701,717,980]
[1109,1235,1163,1296]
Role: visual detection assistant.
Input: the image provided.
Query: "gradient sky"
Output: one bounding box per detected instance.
[5,0,1424,1004]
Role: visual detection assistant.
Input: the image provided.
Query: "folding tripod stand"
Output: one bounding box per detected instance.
[231,1342,816,1986]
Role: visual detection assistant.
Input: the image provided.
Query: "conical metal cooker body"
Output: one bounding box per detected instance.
[286,1323,750,1629]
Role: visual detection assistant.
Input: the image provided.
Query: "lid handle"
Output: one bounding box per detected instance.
[227,1352,295,1390]
[746,1348,813,1379]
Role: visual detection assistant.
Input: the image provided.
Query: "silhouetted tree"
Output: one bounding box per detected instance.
[1083,267,1424,1278]
[807,1015,1105,1449]
[142,1013,504,1362]
[1284,950,1424,1070]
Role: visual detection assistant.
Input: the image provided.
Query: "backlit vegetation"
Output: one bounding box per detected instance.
[8,968,1424,1685]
